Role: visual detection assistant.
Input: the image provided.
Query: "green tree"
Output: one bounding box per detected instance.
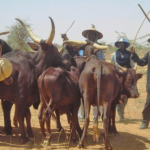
[6,19,33,51]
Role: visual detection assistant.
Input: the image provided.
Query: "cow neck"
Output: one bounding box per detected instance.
[33,49,49,78]
[33,46,68,79]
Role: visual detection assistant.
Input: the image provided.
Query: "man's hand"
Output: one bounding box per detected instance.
[130,46,135,53]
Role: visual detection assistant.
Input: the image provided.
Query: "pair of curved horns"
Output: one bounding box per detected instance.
[0,31,10,36]
[15,17,55,46]
[63,40,108,50]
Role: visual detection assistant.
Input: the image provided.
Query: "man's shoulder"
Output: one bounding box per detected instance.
[111,52,116,56]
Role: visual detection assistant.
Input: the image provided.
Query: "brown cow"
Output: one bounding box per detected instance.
[38,66,83,146]
[0,17,71,144]
[77,55,142,150]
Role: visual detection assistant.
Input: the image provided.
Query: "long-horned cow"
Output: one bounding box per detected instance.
[0,17,70,143]
[38,65,83,146]
[76,55,142,150]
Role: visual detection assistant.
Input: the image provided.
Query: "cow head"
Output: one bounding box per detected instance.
[16,17,55,50]
[16,17,70,71]
[117,64,142,98]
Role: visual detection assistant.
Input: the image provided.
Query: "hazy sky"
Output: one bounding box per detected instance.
[1,0,150,45]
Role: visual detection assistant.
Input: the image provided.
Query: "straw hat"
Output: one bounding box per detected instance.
[115,38,130,48]
[82,25,103,39]
[0,58,13,81]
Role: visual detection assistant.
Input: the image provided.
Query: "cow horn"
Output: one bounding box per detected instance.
[15,18,41,44]
[63,40,108,50]
[134,63,137,70]
[116,64,127,72]
[45,17,55,46]
[59,47,63,54]
[0,31,10,36]
[93,43,108,50]
[63,40,87,46]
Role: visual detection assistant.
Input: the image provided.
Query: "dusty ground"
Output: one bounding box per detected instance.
[0,51,150,150]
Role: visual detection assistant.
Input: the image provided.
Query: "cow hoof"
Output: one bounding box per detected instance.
[114,132,119,136]
[26,140,34,146]
[77,143,84,148]
[57,127,64,132]
[13,121,18,127]
[43,139,50,147]
[29,138,34,143]
[77,144,81,148]
[6,134,13,138]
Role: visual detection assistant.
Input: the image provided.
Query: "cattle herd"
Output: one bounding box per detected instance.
[0,17,142,150]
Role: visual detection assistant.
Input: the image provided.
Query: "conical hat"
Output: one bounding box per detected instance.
[82,25,103,39]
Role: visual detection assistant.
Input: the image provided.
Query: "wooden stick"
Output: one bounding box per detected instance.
[132,4,150,46]
[138,4,150,22]
[65,20,75,34]
[0,31,10,36]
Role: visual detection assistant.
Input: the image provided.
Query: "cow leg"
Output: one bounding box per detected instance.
[1,100,12,136]
[77,100,91,148]
[38,102,46,137]
[13,104,19,127]
[55,108,63,132]
[16,100,30,143]
[44,101,55,146]
[44,110,52,146]
[25,108,34,139]
[103,102,113,150]
[70,102,81,142]
[112,104,119,135]
[76,118,83,139]
[108,110,112,134]
[93,109,100,142]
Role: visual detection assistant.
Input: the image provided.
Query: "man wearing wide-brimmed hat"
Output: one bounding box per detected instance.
[111,37,135,122]
[78,25,106,122]
[130,38,150,129]
[79,25,106,61]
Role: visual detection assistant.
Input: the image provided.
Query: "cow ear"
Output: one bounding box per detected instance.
[27,42,40,51]
[136,73,143,80]
[116,70,124,78]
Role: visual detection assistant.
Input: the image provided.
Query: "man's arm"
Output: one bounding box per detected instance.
[132,52,149,66]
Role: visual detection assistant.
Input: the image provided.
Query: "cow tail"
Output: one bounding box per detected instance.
[97,67,101,117]
[40,70,49,107]
[40,70,56,119]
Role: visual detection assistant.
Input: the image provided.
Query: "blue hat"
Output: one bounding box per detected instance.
[115,38,130,48]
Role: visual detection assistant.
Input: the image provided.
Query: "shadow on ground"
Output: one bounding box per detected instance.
[0,125,150,150]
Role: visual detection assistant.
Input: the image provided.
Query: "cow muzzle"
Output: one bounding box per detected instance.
[3,76,13,85]
[130,93,139,98]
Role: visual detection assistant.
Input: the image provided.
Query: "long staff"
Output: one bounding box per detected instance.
[132,4,150,46]
[65,20,75,34]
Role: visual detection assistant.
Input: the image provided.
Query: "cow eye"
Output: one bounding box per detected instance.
[127,78,131,82]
